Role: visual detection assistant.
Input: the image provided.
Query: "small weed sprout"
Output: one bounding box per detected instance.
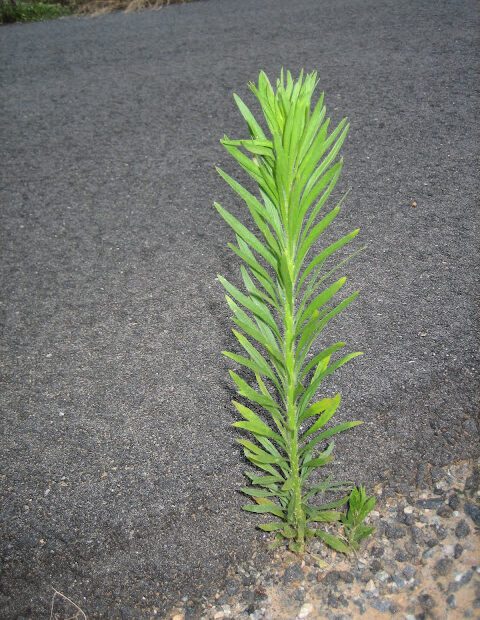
[342,486,376,551]
[215,69,374,553]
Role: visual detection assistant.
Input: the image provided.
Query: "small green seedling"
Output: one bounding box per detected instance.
[341,485,376,551]
[215,69,373,553]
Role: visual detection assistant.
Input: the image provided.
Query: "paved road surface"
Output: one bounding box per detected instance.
[1,0,478,616]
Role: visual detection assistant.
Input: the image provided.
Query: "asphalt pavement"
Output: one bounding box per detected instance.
[1,0,479,616]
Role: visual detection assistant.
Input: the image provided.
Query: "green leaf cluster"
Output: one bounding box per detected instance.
[0,0,70,23]
[215,69,371,553]
[341,485,376,551]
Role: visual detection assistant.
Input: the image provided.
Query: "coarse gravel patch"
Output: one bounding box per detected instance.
[168,459,480,620]
[1,0,479,617]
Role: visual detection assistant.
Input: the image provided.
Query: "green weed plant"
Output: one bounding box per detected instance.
[0,0,70,23]
[215,69,374,553]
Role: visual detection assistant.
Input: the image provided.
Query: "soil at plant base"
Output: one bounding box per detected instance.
[168,459,480,620]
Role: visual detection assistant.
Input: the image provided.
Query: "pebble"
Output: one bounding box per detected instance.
[402,565,416,580]
[322,571,341,587]
[464,503,480,527]
[463,418,479,438]
[454,570,473,586]
[357,569,373,583]
[416,498,444,509]
[446,593,456,608]
[464,468,480,497]
[416,463,427,488]
[370,598,391,613]
[454,543,464,559]
[376,570,390,582]
[418,592,436,609]
[353,598,366,614]
[404,541,419,559]
[449,494,460,510]
[293,588,305,603]
[437,505,453,518]
[455,520,471,539]
[326,593,342,608]
[283,564,304,584]
[339,572,354,584]
[384,524,406,540]
[434,558,453,577]
[394,549,409,562]
[297,603,313,618]
[434,525,448,540]
[393,575,406,588]
[430,467,444,484]
[371,546,384,558]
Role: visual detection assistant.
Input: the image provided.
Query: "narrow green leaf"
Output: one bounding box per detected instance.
[226,296,284,365]
[214,202,277,269]
[308,510,342,523]
[233,93,267,139]
[315,530,350,553]
[230,370,279,411]
[299,342,346,379]
[218,276,280,337]
[303,451,334,469]
[297,292,360,359]
[296,206,341,269]
[223,351,273,384]
[246,473,284,486]
[227,243,277,303]
[299,229,360,289]
[297,277,346,327]
[310,495,350,511]
[296,92,325,164]
[299,395,335,424]
[239,262,279,312]
[244,448,281,465]
[243,502,285,518]
[216,167,281,253]
[305,478,354,500]
[240,487,279,498]
[281,477,295,491]
[232,329,281,385]
[258,521,285,532]
[221,140,264,184]
[302,421,363,455]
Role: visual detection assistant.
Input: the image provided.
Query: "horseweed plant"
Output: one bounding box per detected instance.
[215,69,373,553]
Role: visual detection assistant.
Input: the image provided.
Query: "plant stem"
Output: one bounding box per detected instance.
[284,249,305,550]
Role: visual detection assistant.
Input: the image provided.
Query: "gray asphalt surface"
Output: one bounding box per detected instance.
[1,0,479,616]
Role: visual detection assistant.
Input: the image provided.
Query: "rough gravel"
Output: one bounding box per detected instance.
[168,460,480,620]
[0,0,479,617]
